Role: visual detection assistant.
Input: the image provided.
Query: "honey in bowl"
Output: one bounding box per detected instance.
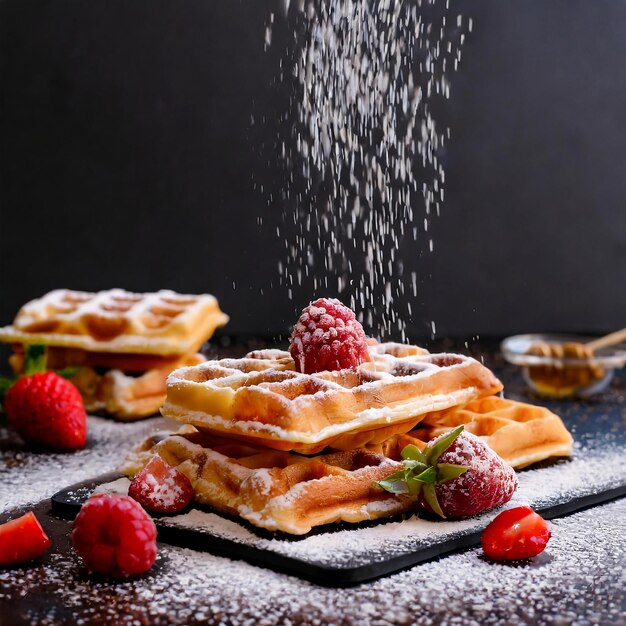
[525,341,606,398]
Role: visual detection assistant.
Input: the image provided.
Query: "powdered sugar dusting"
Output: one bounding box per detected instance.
[258,1,473,340]
[89,442,625,571]
[0,416,170,513]
[0,498,623,625]
[0,406,624,624]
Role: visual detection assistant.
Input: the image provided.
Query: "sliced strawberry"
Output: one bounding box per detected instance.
[0,512,52,566]
[481,506,551,560]
[128,456,194,514]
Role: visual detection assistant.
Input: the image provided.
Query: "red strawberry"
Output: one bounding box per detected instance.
[4,371,87,451]
[289,298,370,374]
[482,506,551,560]
[377,426,518,519]
[72,494,157,578]
[129,456,194,514]
[0,511,52,566]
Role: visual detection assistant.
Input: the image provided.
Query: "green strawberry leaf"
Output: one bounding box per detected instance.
[401,444,425,462]
[405,475,425,496]
[376,470,411,495]
[23,345,47,376]
[0,376,15,397]
[437,463,469,483]
[424,425,465,465]
[422,483,446,519]
[56,367,80,379]
[413,466,437,485]
[402,459,428,473]
[376,427,469,519]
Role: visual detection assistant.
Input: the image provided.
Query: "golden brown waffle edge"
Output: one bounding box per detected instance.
[0,288,229,356]
[121,396,573,534]
[414,396,573,469]
[160,344,504,453]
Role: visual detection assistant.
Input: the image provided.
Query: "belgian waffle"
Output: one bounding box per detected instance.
[0,288,228,420]
[161,343,503,454]
[0,288,229,356]
[121,429,416,535]
[122,396,572,534]
[410,396,573,468]
[77,353,206,420]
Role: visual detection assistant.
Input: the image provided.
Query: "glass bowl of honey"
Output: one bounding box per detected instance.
[501,334,626,399]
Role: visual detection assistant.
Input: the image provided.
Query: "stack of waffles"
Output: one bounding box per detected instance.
[123,341,574,534]
[0,289,228,420]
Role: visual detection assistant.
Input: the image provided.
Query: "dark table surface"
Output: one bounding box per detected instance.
[0,340,625,626]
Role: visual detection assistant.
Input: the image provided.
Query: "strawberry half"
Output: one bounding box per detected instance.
[128,456,194,514]
[0,512,52,566]
[482,506,551,560]
[377,426,518,519]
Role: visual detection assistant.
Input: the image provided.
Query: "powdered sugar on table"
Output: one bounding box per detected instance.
[92,441,626,570]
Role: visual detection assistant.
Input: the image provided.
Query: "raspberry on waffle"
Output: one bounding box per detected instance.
[161,342,503,454]
[410,396,573,469]
[121,429,416,535]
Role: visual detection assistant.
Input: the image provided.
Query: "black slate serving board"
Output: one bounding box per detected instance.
[51,462,626,586]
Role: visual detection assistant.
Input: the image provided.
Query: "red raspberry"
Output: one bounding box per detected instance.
[0,511,52,566]
[129,456,194,514]
[4,372,87,451]
[72,494,157,578]
[482,506,551,560]
[421,430,518,519]
[289,298,370,374]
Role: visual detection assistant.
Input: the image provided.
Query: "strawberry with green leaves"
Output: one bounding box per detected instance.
[377,426,518,519]
[1,345,87,451]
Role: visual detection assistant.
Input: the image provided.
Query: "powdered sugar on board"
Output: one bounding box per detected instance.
[91,440,626,570]
[0,498,624,625]
[0,416,171,514]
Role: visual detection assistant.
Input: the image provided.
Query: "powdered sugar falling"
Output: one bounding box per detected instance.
[260,0,472,339]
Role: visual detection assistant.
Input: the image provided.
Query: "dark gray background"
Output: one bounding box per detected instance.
[1,0,625,340]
